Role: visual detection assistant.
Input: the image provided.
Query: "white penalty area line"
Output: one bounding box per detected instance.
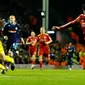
[0,75,13,78]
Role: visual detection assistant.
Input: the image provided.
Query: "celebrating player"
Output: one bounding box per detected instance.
[52,4,85,40]
[37,27,52,69]
[26,31,37,69]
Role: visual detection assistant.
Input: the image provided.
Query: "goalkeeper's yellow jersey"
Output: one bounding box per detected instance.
[0,40,4,53]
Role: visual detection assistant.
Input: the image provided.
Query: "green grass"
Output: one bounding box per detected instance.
[0,69,85,85]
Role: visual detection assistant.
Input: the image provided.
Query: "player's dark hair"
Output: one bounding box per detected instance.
[82,4,85,10]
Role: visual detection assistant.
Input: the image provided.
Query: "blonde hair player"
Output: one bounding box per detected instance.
[37,27,52,69]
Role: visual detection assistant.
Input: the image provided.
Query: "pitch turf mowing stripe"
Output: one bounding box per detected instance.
[0,69,85,85]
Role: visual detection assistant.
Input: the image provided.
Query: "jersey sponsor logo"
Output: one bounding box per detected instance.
[8,25,10,27]
[81,22,85,27]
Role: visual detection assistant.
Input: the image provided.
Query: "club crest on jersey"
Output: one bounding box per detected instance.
[15,27,18,30]
[82,20,84,21]
[44,36,46,39]
[44,36,46,38]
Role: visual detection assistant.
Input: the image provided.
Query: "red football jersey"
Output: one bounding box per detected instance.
[27,36,37,46]
[77,14,85,33]
[37,33,51,47]
[61,14,85,33]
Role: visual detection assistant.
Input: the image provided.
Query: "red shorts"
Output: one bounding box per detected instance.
[38,46,50,58]
[28,46,36,55]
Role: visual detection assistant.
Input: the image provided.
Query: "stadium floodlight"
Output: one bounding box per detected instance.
[41,11,45,17]
[47,31,55,34]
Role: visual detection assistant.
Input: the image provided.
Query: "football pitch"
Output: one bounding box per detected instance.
[0,69,85,85]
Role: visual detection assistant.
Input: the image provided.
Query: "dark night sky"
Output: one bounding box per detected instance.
[50,0,83,16]
[0,0,85,28]
[0,0,85,27]
[0,0,85,18]
[49,0,85,26]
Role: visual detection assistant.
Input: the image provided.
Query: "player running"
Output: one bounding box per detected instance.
[3,15,24,70]
[3,15,24,55]
[37,27,52,69]
[26,31,37,69]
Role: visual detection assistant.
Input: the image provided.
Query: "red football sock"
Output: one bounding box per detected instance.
[40,61,43,68]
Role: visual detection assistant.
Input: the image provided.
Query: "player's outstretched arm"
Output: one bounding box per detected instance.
[52,14,80,30]
[52,26,60,30]
[52,21,72,30]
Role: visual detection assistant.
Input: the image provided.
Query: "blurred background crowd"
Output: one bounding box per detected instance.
[0,0,85,69]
